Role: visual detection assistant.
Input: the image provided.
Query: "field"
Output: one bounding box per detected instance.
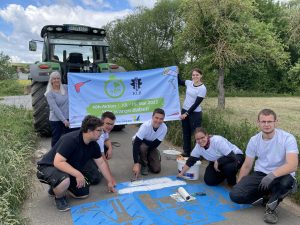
[203,97,300,138]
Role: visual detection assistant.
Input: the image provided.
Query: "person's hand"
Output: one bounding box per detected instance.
[106,148,113,160]
[214,161,220,172]
[180,113,188,120]
[111,176,117,187]
[259,173,276,190]
[63,120,70,128]
[132,163,140,179]
[75,172,85,188]
[107,181,116,193]
[177,172,184,178]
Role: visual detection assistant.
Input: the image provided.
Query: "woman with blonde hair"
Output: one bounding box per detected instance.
[45,71,70,147]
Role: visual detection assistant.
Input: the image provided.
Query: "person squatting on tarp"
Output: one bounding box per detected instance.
[177,127,244,186]
[230,109,299,224]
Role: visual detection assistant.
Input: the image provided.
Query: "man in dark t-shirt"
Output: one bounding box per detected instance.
[37,115,116,212]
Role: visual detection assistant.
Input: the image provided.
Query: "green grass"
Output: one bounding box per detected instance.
[0,104,37,224]
[0,80,30,97]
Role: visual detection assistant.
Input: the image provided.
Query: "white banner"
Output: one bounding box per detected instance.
[68,66,181,128]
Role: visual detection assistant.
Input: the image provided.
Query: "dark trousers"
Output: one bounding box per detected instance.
[230,171,295,205]
[204,154,245,186]
[37,165,89,197]
[181,109,202,155]
[50,121,68,147]
[139,143,161,173]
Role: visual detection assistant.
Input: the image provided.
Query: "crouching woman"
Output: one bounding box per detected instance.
[178,127,245,186]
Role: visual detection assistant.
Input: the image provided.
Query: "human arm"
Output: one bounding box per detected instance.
[177,74,185,86]
[132,137,143,177]
[104,139,113,159]
[272,153,298,177]
[237,156,255,183]
[94,157,116,193]
[180,97,204,120]
[53,153,85,188]
[142,139,162,150]
[177,156,198,177]
[45,92,68,124]
[216,151,237,170]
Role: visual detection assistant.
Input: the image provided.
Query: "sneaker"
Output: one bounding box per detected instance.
[55,196,70,212]
[266,199,278,211]
[252,197,264,206]
[264,208,278,224]
[141,166,149,175]
[48,187,55,197]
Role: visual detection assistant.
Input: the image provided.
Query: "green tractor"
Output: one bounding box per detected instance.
[29,24,125,136]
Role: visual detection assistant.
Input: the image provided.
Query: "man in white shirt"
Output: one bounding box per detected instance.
[132,108,168,177]
[230,109,298,224]
[97,111,116,160]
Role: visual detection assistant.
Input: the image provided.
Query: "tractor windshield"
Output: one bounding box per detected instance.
[48,33,108,63]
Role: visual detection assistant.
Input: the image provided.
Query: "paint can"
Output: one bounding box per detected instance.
[177,158,201,180]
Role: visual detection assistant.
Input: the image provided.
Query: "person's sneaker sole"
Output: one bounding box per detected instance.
[68,190,88,199]
[48,188,55,197]
[252,197,264,206]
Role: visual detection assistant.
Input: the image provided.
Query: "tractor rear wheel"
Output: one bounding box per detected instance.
[31,81,51,137]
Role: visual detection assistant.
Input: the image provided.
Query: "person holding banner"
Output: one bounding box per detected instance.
[178,68,207,157]
[36,115,116,212]
[45,71,70,147]
[132,108,168,177]
[178,127,244,186]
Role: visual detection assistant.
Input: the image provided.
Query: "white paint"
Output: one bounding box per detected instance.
[118,177,186,194]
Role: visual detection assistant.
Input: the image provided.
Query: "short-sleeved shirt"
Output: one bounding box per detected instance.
[182,80,207,112]
[97,132,109,153]
[37,130,101,171]
[134,120,167,142]
[246,128,298,176]
[191,135,243,161]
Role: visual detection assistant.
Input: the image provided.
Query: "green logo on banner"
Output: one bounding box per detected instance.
[104,75,125,98]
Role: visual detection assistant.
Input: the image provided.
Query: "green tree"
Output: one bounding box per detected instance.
[178,0,289,108]
[106,0,182,70]
[0,52,16,80]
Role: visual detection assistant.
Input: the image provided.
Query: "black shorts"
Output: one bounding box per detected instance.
[37,165,89,197]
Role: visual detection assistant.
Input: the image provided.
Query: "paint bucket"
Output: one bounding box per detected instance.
[177,158,201,180]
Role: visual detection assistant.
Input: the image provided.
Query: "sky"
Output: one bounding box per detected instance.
[0,0,157,63]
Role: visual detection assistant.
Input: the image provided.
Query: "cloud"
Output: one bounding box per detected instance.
[0,3,131,62]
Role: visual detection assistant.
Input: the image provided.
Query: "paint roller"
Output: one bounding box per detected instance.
[178,187,191,201]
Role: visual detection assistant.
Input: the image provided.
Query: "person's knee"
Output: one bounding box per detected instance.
[229,187,247,204]
[204,176,219,186]
[54,177,70,195]
[151,167,161,174]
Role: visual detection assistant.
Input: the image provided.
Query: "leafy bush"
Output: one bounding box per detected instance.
[0,80,25,96]
[0,105,36,224]
[0,52,16,80]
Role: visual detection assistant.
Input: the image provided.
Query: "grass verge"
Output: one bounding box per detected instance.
[0,104,37,224]
[0,80,30,97]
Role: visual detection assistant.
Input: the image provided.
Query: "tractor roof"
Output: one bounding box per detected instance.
[41,24,106,38]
